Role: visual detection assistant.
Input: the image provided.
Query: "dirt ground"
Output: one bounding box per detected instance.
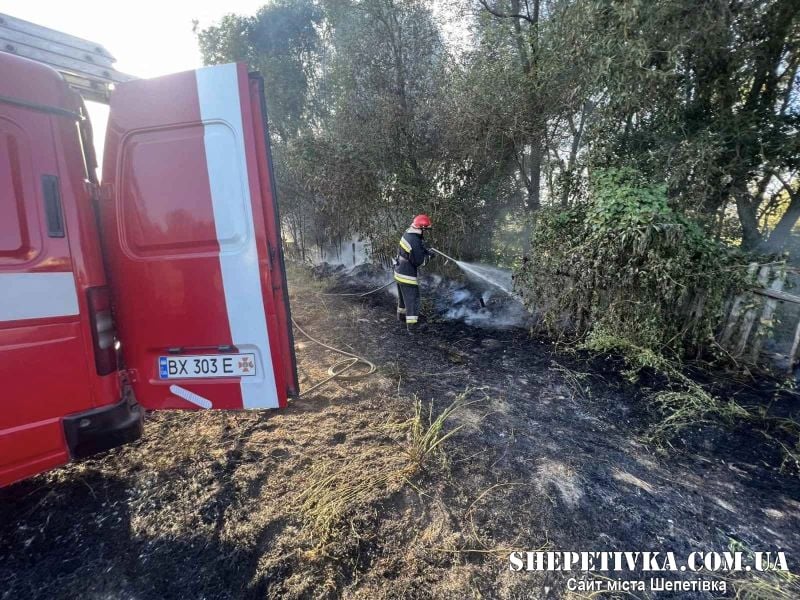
[1,264,799,599]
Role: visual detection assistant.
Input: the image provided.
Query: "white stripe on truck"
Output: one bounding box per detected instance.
[0,272,79,321]
[195,63,280,409]
[169,385,213,409]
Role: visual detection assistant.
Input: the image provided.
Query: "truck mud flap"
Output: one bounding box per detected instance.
[62,390,143,460]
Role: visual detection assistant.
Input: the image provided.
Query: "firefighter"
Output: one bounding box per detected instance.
[394,214,434,332]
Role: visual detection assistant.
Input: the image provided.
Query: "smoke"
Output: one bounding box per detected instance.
[316,238,370,267]
[314,259,530,329]
[436,282,529,329]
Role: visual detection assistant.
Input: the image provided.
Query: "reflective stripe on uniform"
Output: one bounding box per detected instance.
[394,272,418,285]
[399,237,412,253]
[406,316,418,324]
[397,307,407,314]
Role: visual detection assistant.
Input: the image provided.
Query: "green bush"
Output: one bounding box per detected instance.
[515,167,746,366]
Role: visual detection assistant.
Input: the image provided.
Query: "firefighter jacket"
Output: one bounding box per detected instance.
[394,228,432,285]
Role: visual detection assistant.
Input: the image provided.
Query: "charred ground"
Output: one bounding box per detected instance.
[1,264,799,599]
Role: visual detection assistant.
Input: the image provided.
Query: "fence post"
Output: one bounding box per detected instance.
[748,266,786,363]
[734,265,771,357]
[719,262,759,349]
[788,318,800,374]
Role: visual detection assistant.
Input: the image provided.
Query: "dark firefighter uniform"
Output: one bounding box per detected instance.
[394,227,433,326]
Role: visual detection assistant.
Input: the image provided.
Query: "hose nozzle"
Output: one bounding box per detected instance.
[430,247,458,263]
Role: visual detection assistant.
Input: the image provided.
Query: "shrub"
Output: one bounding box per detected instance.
[515,167,746,363]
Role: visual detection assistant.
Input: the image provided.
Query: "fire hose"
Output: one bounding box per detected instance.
[321,279,395,297]
[291,318,377,397]
[294,251,451,396]
[294,276,396,396]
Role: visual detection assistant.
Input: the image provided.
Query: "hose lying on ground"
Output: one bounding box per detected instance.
[291,317,377,397]
[320,279,394,297]
[292,274,389,396]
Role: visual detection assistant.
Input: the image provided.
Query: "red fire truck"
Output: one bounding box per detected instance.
[0,14,298,487]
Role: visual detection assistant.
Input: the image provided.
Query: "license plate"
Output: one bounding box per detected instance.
[158,353,257,379]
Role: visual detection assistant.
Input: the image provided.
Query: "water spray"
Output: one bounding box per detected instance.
[430,248,514,296]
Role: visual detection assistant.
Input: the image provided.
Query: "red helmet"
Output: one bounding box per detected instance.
[412,214,432,229]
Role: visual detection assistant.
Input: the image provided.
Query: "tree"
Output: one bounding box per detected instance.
[568,0,800,252]
[198,0,326,259]
[198,0,799,259]
[198,0,322,140]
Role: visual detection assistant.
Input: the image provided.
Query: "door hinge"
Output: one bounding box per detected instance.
[120,368,138,384]
[100,182,114,202]
[84,180,101,201]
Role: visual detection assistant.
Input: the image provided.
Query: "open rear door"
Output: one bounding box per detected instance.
[99,63,297,410]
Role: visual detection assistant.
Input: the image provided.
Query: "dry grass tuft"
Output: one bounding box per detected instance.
[297,388,481,541]
[729,567,800,600]
[297,456,409,541]
[550,360,592,401]
[404,395,468,468]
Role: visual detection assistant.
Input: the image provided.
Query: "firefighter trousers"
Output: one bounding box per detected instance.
[396,283,420,325]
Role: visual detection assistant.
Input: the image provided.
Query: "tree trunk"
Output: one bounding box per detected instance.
[510,0,531,73]
[760,186,800,254]
[735,193,762,250]
[528,141,541,211]
[561,102,591,207]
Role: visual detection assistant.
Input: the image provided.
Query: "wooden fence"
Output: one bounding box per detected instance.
[720,263,800,373]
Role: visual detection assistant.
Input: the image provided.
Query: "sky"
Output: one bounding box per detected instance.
[3,0,473,169]
[3,0,266,166]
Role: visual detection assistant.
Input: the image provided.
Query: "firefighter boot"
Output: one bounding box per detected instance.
[406,322,426,335]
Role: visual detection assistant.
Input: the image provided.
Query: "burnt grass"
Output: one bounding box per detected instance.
[1,263,799,599]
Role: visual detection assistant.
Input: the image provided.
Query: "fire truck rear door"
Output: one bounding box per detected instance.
[100,63,297,411]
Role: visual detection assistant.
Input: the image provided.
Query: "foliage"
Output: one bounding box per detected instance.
[197,2,800,457]
[198,0,327,260]
[517,167,746,355]
[514,167,771,440]
[198,1,322,141]
[198,0,799,259]
[584,327,751,440]
[569,0,800,251]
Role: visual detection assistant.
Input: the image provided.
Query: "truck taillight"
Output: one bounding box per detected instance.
[87,286,117,376]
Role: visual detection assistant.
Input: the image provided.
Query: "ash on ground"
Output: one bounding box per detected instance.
[311,262,531,329]
[2,263,799,600]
